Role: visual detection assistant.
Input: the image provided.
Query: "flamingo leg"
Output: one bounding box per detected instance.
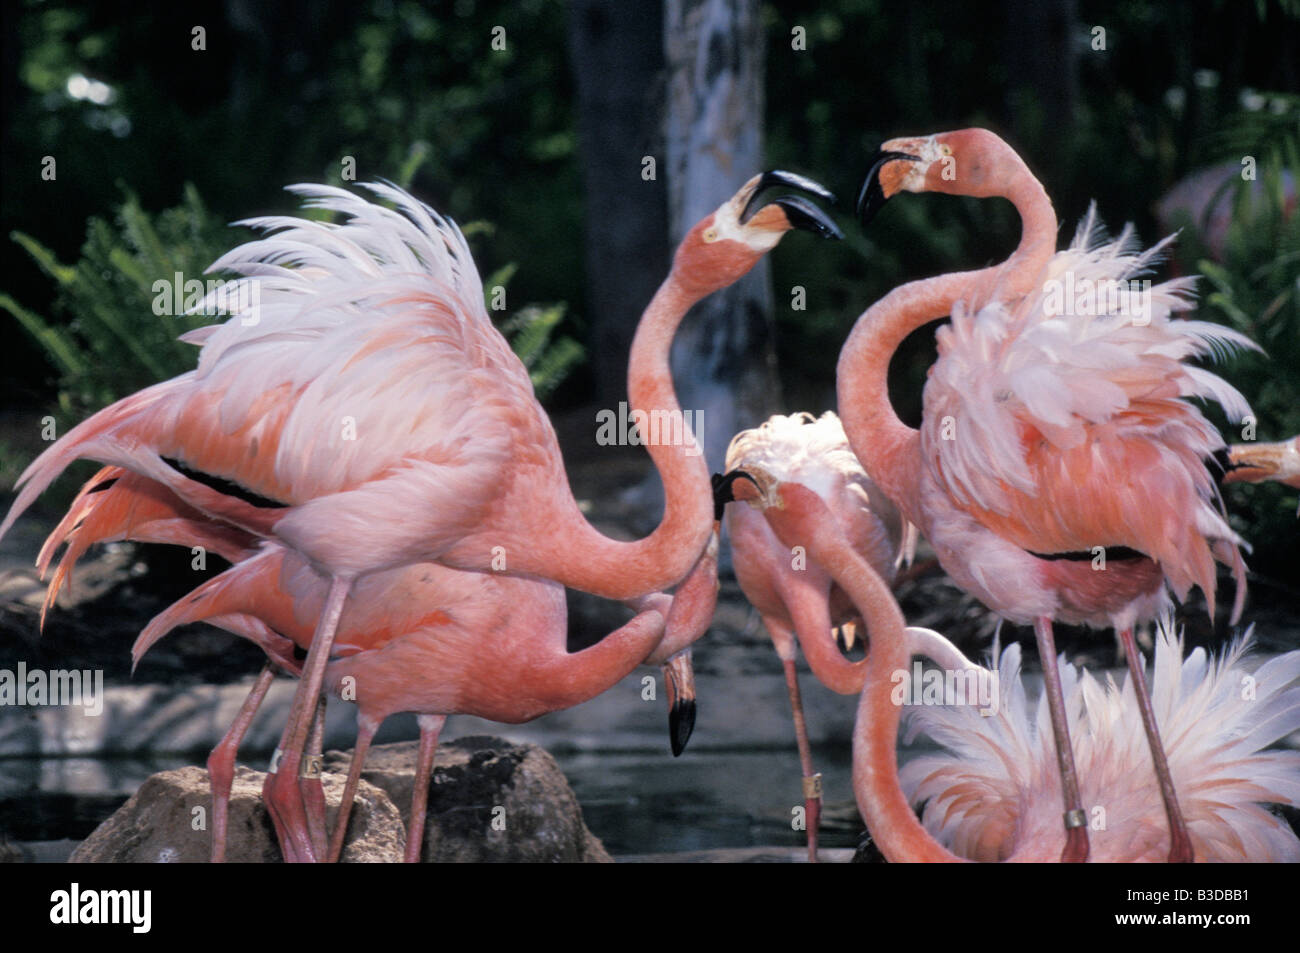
[301,693,329,859]
[1033,616,1089,863]
[263,573,353,863]
[406,713,446,863]
[207,662,276,863]
[781,658,821,862]
[1118,627,1193,863]
[326,711,382,863]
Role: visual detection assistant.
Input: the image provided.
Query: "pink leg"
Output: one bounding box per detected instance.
[326,711,382,863]
[782,658,821,863]
[1033,616,1089,863]
[405,714,446,864]
[301,694,329,859]
[263,574,353,863]
[207,662,276,863]
[1118,627,1193,863]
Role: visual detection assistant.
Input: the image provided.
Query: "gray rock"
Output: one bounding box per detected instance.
[68,736,609,862]
[323,735,612,862]
[69,764,403,862]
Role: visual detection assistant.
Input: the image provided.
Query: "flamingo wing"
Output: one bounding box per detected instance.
[3,184,537,571]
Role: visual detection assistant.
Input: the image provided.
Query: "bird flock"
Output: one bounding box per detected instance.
[3,131,1299,864]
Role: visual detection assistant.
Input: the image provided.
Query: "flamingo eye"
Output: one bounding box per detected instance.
[703,227,719,243]
[940,144,953,156]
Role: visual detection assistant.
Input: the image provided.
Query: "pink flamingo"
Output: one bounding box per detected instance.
[725,469,1300,862]
[842,129,1258,861]
[1,174,840,861]
[720,410,908,860]
[40,464,720,862]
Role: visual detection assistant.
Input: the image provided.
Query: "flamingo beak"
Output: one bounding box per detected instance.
[711,469,763,520]
[1221,438,1300,498]
[1222,441,1300,486]
[738,171,843,239]
[663,650,696,756]
[857,149,922,226]
[712,466,780,510]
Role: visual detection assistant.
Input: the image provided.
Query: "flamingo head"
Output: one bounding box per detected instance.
[674,171,841,295]
[1221,436,1300,490]
[858,128,1027,225]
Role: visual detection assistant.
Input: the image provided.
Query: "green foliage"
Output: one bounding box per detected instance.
[498,303,585,401]
[482,258,584,400]
[1184,94,1300,564]
[5,0,585,410]
[1,184,234,416]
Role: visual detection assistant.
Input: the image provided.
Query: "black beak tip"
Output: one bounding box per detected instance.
[774,196,845,240]
[856,176,887,226]
[712,469,763,519]
[669,698,696,757]
[857,149,920,226]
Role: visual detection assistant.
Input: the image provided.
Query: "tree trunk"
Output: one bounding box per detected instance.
[663,0,781,473]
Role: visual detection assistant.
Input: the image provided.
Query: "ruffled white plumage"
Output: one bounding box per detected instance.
[726,411,913,568]
[922,205,1259,517]
[726,412,865,502]
[181,182,522,495]
[900,617,1300,862]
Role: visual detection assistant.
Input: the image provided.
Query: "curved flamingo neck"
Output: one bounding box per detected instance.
[798,621,867,694]
[837,169,1057,525]
[535,603,670,710]
[543,274,713,600]
[644,529,720,664]
[778,570,867,694]
[759,482,962,863]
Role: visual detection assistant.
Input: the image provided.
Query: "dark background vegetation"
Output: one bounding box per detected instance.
[2,0,1297,573]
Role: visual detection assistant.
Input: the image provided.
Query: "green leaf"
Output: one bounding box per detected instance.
[0,292,85,377]
[10,232,76,287]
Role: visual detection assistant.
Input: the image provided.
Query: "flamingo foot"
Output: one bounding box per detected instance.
[1061,823,1090,863]
[263,748,319,863]
[1168,828,1195,863]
